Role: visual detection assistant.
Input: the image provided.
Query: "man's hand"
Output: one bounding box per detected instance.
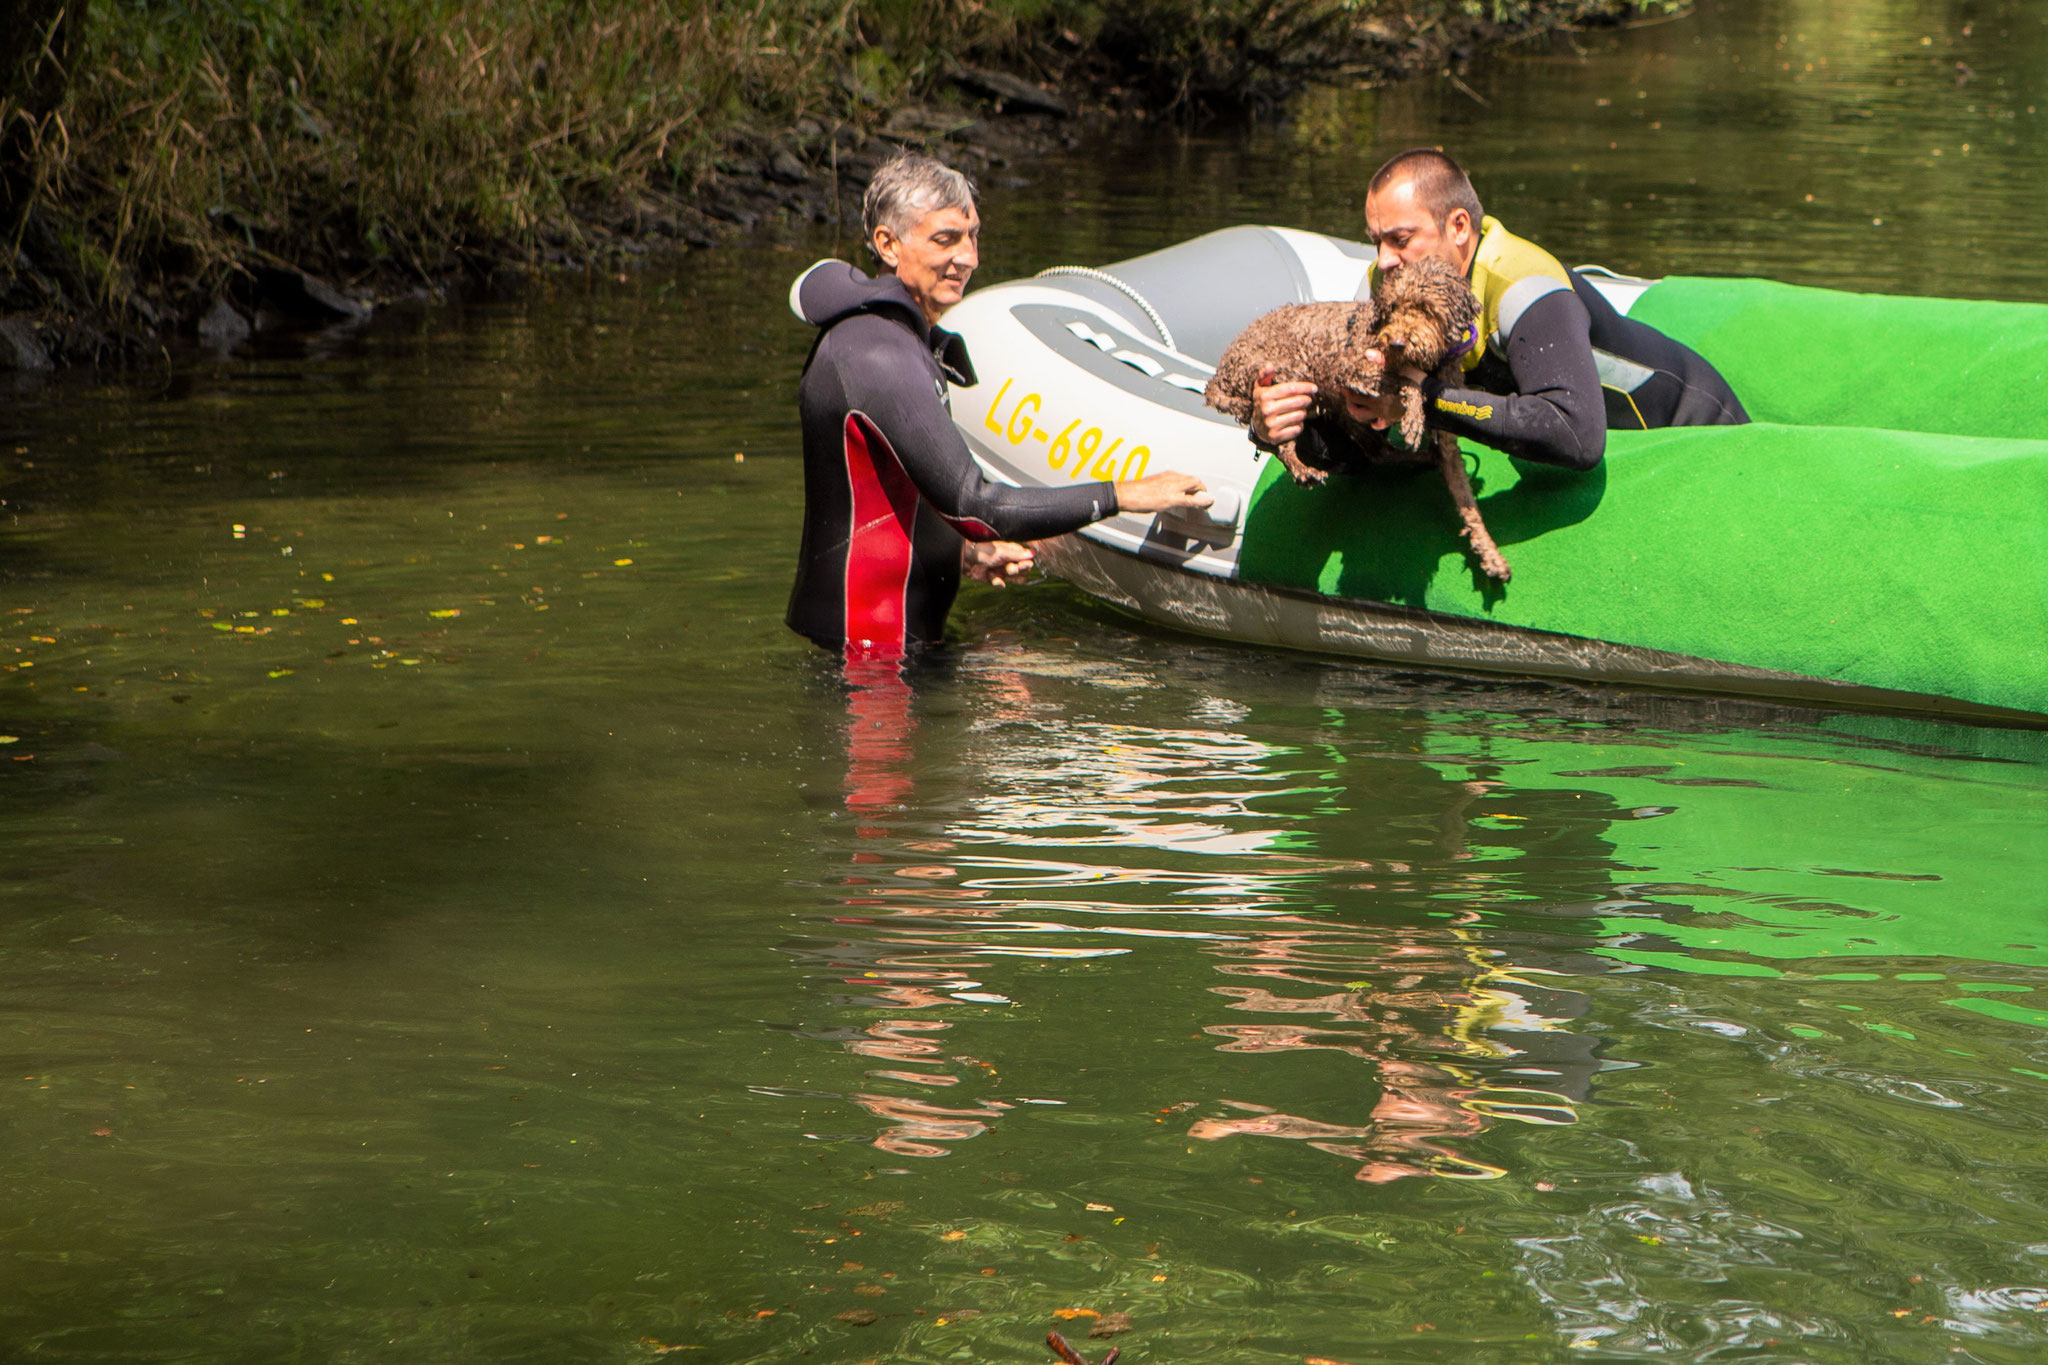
[1250,363,1317,445]
[963,539,1036,587]
[1112,470,1213,514]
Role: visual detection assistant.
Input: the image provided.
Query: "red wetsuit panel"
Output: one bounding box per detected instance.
[840,413,921,658]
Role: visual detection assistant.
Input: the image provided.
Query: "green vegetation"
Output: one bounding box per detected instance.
[0,0,1665,345]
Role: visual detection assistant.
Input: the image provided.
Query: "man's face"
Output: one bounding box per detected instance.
[1364,177,1474,276]
[874,203,981,324]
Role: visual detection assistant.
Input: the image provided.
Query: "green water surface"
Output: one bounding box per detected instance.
[4,2,2046,1362]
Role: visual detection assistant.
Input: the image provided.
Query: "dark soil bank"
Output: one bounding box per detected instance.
[0,0,1664,371]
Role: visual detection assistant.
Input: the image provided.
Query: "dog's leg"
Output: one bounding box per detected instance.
[1399,383,1428,450]
[1276,438,1328,485]
[1437,432,1511,582]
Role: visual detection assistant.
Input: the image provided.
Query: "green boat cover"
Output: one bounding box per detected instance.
[1236,277,2048,716]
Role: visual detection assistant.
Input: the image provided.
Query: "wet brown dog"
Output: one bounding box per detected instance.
[1206,257,1511,582]
[1204,300,1381,487]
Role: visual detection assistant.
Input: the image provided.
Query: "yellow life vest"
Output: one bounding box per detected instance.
[1363,216,1574,375]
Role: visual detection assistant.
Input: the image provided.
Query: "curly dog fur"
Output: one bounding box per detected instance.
[1205,257,1511,582]
[1204,301,1384,485]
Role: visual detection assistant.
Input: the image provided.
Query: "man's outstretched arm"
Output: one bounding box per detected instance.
[841,338,1206,540]
[1421,289,1607,470]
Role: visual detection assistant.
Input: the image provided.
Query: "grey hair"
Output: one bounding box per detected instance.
[861,151,977,260]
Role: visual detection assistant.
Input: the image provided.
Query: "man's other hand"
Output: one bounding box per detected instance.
[964,539,1036,587]
[1251,362,1317,444]
[1113,470,1213,514]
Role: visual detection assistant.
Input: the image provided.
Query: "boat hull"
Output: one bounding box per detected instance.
[1039,533,2048,727]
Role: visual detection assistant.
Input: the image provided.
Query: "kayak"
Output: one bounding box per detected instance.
[942,226,2048,725]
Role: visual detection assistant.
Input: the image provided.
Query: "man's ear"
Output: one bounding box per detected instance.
[1445,208,1476,262]
[872,225,900,271]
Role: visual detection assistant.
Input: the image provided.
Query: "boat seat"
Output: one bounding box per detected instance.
[1042,226,1334,369]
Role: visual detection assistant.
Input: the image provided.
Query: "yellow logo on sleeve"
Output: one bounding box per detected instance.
[1434,397,1494,421]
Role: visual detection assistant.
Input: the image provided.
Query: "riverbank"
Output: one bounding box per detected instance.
[0,0,1673,370]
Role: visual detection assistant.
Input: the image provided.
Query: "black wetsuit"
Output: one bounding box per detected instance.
[788,261,1117,658]
[1300,216,1748,473]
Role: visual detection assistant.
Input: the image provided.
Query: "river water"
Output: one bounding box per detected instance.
[4,3,2046,1362]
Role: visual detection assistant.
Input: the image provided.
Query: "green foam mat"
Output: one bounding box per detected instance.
[1630,276,2048,440]
[1234,421,2048,715]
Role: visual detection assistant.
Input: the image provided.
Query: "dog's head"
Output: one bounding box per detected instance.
[1369,257,1480,373]
[1330,304,1389,400]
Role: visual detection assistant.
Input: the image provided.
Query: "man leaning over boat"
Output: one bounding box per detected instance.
[1253,148,1748,474]
[787,152,1211,661]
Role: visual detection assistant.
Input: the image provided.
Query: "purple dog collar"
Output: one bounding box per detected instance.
[1443,321,1479,365]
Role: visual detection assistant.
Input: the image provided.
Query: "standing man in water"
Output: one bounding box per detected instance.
[788,152,1210,660]
[1253,148,1747,474]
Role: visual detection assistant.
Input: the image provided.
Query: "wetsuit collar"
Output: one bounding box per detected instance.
[789,258,976,385]
[929,323,976,387]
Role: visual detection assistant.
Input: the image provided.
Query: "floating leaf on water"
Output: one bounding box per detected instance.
[940,1230,965,1241]
[1085,1202,1114,1213]
[1052,1308,1099,1321]
[853,1284,885,1298]
[267,669,294,679]
[834,1310,877,1326]
[614,558,634,567]
[1089,1312,1132,1338]
[429,609,461,619]
[0,737,16,745]
[845,1201,903,1218]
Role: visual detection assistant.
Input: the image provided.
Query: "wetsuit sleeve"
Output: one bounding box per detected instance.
[1423,289,1607,470]
[841,342,1117,541]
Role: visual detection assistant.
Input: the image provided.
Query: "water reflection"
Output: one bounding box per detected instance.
[790,652,1615,1180]
[1196,919,1587,1183]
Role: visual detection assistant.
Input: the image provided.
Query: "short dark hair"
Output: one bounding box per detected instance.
[1368,148,1484,228]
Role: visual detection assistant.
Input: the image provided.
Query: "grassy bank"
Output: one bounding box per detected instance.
[0,0,1671,362]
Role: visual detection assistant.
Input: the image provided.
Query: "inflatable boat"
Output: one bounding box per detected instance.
[943,227,2048,725]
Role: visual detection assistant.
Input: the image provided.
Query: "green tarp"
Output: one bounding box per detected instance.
[1235,277,2048,716]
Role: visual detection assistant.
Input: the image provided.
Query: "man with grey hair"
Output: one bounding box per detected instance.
[788,151,1210,661]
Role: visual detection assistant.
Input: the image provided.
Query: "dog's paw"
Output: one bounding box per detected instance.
[1277,443,1329,486]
